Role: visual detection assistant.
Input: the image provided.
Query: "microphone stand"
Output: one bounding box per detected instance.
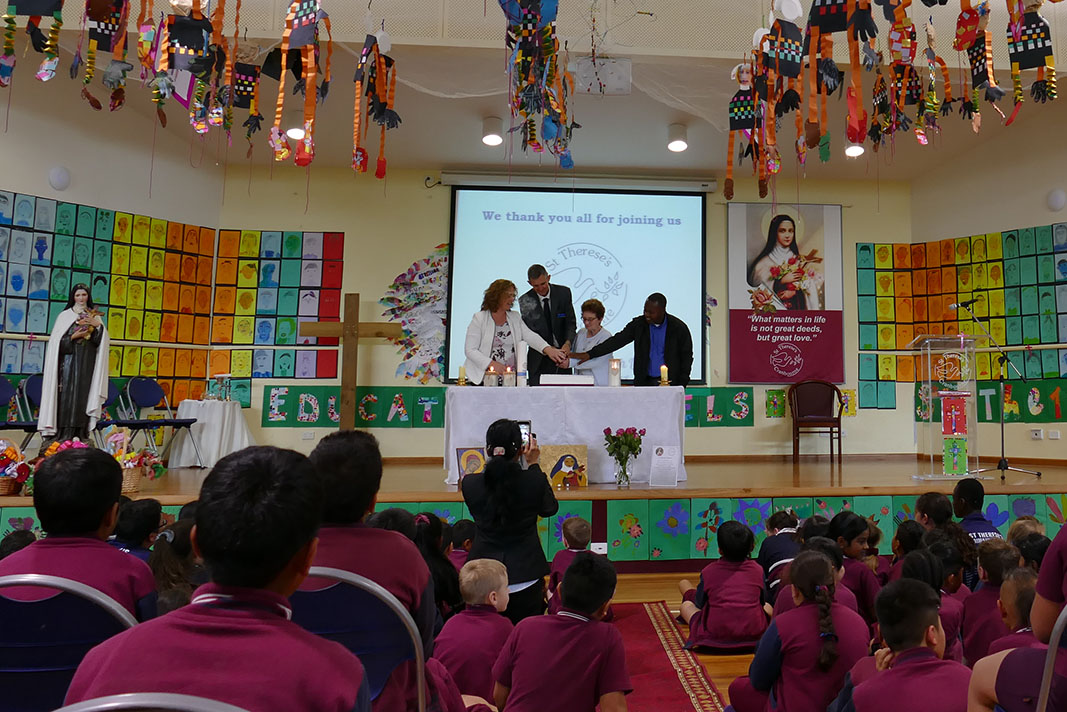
[958,302,1041,481]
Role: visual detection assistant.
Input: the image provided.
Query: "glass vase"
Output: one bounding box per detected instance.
[613,454,634,489]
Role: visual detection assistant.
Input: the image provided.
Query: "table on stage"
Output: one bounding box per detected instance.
[444,386,687,485]
[169,399,256,468]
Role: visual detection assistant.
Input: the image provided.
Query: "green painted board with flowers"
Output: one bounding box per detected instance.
[648,499,691,561]
[851,496,895,555]
[701,388,754,427]
[537,516,551,558]
[1008,495,1048,537]
[606,499,648,562]
[814,497,852,520]
[422,502,464,526]
[546,501,593,561]
[689,498,729,560]
[732,498,772,551]
[892,496,919,527]
[1,507,41,538]
[1044,494,1066,537]
[982,495,1011,537]
[683,388,709,428]
[375,502,421,516]
[771,498,813,521]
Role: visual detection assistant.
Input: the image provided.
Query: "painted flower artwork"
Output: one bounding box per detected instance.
[655,502,689,538]
[693,501,724,557]
[555,513,577,544]
[984,503,1009,529]
[619,512,642,549]
[1011,497,1037,519]
[733,499,771,536]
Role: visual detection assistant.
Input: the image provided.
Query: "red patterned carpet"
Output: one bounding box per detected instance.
[612,601,727,712]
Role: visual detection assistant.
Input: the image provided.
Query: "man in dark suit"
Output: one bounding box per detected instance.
[573,292,693,386]
[518,264,577,386]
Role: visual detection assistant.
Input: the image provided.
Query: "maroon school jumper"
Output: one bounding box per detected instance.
[939,592,965,663]
[432,604,513,700]
[752,601,870,712]
[448,548,469,572]
[960,583,1008,665]
[886,559,904,583]
[686,559,767,649]
[850,648,971,712]
[492,609,632,712]
[548,548,585,594]
[307,524,433,712]
[988,628,1043,655]
[994,525,1067,712]
[840,557,882,627]
[948,583,971,604]
[0,537,156,618]
[65,584,370,712]
[773,582,859,617]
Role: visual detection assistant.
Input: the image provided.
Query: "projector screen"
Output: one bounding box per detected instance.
[446,187,706,383]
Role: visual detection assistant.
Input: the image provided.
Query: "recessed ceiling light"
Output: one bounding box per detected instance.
[286,127,306,141]
[667,123,688,153]
[845,141,865,158]
[482,117,504,147]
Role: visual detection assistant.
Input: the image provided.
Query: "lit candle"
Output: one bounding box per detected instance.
[660,365,669,383]
[485,367,497,387]
[609,359,622,387]
[458,365,466,384]
[503,366,516,387]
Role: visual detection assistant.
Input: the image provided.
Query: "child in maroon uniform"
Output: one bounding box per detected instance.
[415,511,463,624]
[305,430,435,712]
[433,559,513,701]
[450,519,475,571]
[774,537,859,617]
[829,579,971,712]
[828,512,881,627]
[757,510,800,606]
[680,520,768,650]
[493,552,631,712]
[109,498,162,563]
[65,446,371,712]
[902,549,964,663]
[987,567,1042,655]
[0,448,156,620]
[925,534,970,605]
[730,551,869,712]
[887,520,924,583]
[550,516,592,596]
[961,538,1020,665]
[969,524,1067,712]
[916,492,979,592]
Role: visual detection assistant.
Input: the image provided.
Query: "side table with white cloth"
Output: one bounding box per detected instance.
[444,386,686,485]
[169,400,256,468]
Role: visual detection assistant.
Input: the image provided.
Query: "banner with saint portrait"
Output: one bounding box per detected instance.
[727,203,843,383]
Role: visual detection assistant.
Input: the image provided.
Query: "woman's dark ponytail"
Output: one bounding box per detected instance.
[790,550,839,672]
[483,419,523,525]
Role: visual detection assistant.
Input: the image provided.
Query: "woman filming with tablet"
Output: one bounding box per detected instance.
[461,418,559,623]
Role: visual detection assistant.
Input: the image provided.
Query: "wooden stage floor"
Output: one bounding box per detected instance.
[8,454,1062,507]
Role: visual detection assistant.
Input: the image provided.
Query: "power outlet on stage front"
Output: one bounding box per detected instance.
[302,431,315,440]
[591,542,608,555]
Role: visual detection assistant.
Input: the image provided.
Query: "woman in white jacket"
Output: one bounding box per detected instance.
[465,279,567,385]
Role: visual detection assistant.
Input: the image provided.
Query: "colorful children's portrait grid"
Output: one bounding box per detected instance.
[211,230,342,380]
[0,192,344,406]
[856,225,1067,407]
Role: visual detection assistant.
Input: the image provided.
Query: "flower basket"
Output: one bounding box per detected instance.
[0,438,31,495]
[121,466,146,495]
[0,477,21,495]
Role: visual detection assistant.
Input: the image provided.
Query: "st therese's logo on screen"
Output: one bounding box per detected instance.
[543,242,629,329]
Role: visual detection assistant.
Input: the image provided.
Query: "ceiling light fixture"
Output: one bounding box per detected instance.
[667,123,688,153]
[482,117,504,147]
[844,141,865,158]
[286,127,306,141]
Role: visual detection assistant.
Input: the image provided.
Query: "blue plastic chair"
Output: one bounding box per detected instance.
[289,567,426,712]
[111,377,203,467]
[0,574,137,712]
[54,693,249,712]
[91,381,121,448]
[0,376,39,448]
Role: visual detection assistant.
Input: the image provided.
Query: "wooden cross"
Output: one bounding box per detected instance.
[298,293,403,430]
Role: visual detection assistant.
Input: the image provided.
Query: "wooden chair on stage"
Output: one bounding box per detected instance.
[787,379,843,463]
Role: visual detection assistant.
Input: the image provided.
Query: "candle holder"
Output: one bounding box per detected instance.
[502,369,517,387]
[484,369,498,387]
[457,372,467,386]
[608,359,622,387]
[659,375,670,386]
[659,365,670,387]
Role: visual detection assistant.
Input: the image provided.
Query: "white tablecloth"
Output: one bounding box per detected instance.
[169,400,256,468]
[444,386,686,485]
